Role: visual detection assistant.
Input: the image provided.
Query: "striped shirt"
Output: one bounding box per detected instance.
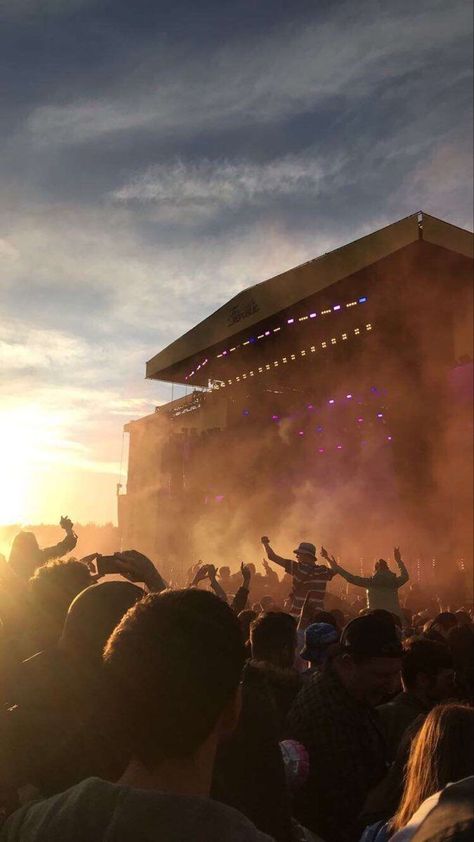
[283,558,335,617]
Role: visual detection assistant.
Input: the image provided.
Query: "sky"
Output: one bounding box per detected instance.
[0,0,472,526]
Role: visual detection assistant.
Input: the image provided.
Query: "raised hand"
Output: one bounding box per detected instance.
[240,562,251,587]
[207,564,218,581]
[60,515,74,534]
[321,546,337,567]
[192,563,210,585]
[114,549,166,591]
[261,536,270,545]
[394,546,401,563]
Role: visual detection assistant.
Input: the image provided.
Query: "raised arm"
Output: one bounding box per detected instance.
[321,546,371,588]
[394,546,409,587]
[206,564,228,603]
[231,563,251,614]
[40,516,78,562]
[261,536,293,573]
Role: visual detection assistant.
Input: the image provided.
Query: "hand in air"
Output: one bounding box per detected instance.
[60,516,74,533]
[114,549,162,590]
[261,536,270,545]
[394,546,402,563]
[240,562,252,587]
[321,546,337,566]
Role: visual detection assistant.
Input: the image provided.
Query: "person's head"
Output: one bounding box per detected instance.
[218,566,231,581]
[9,531,41,581]
[428,612,458,640]
[60,580,144,663]
[334,613,403,705]
[293,542,316,565]
[300,622,340,668]
[259,595,275,612]
[250,611,297,669]
[308,609,339,628]
[103,589,245,775]
[401,637,454,704]
[455,610,472,627]
[375,558,389,573]
[29,559,94,647]
[246,563,256,576]
[391,704,474,832]
[329,608,345,630]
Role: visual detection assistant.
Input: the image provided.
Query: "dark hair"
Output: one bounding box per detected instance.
[401,637,452,691]
[60,580,144,662]
[250,611,296,664]
[391,704,474,831]
[9,531,41,580]
[308,610,338,628]
[29,559,93,643]
[103,589,245,767]
[431,612,458,632]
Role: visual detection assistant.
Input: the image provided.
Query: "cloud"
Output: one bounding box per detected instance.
[25,0,471,147]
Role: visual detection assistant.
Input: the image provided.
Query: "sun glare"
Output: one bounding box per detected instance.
[0,405,63,526]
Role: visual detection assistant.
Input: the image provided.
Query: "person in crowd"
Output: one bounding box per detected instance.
[261,536,335,619]
[299,622,340,677]
[8,517,77,582]
[377,637,455,761]
[28,559,94,652]
[321,546,409,622]
[191,561,251,614]
[361,704,474,842]
[425,612,458,642]
[250,611,302,734]
[390,775,474,842]
[447,623,474,703]
[286,612,403,842]
[1,589,273,841]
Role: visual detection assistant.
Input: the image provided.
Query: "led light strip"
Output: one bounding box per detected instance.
[213,323,374,389]
[185,295,368,381]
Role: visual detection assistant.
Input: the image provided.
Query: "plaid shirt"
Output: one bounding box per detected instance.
[286,666,388,842]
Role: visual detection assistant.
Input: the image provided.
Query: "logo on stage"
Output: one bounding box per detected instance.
[227,298,259,326]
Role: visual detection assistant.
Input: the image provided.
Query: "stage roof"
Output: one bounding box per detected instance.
[146,211,473,385]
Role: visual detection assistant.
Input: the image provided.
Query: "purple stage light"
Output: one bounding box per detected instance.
[370,386,378,393]
[336,444,343,449]
[309,312,317,318]
[316,425,323,432]
[318,448,325,453]
[272,414,279,421]
[333,305,341,311]
[357,417,364,423]
[287,318,294,324]
[223,350,228,355]
[328,399,335,404]
[307,404,314,410]
[359,296,367,303]
[242,409,249,416]
[346,394,352,399]
[377,413,383,418]
[265,330,270,336]
[387,435,392,441]
[298,431,304,436]
[215,495,225,503]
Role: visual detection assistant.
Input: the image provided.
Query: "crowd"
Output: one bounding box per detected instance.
[0,518,472,841]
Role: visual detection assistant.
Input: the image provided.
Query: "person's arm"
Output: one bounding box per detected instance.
[321,546,370,587]
[40,516,77,562]
[261,556,280,582]
[113,550,168,592]
[231,563,251,614]
[261,536,293,574]
[207,565,228,602]
[394,546,409,587]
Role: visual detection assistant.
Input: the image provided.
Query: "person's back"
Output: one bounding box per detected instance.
[1,590,273,842]
[286,614,402,842]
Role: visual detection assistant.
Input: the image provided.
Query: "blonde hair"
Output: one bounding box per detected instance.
[391,703,474,832]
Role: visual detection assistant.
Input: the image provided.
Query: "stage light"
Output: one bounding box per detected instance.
[321,342,327,348]
[331,338,337,344]
[223,350,228,355]
[265,330,270,336]
[310,312,317,318]
[366,324,372,330]
[307,404,314,410]
[357,417,364,423]
[236,376,240,382]
[333,305,341,311]
[371,386,378,392]
[346,394,352,399]
[342,333,348,340]
[299,316,308,321]
[359,296,367,303]
[274,327,281,332]
[250,371,254,376]
[288,318,294,324]
[258,367,263,372]
[301,350,306,356]
[328,399,335,404]
[242,409,249,416]
[387,435,392,441]
[318,448,325,453]
[310,346,316,352]
[299,431,304,436]
[272,415,279,421]
[290,354,296,360]
[282,357,287,363]
[243,341,250,346]
[228,379,232,384]
[316,425,323,432]
[242,373,247,379]
[265,364,270,370]
[217,354,223,359]
[336,444,343,449]
[257,334,264,340]
[354,328,360,335]
[377,413,383,418]
[321,309,331,315]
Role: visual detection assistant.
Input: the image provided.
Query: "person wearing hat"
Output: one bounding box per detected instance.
[321,546,409,622]
[287,612,403,842]
[300,621,340,676]
[261,536,335,619]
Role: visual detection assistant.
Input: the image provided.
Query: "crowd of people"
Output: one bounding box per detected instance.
[0,518,473,841]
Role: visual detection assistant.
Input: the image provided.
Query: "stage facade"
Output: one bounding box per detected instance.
[119,212,473,589]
